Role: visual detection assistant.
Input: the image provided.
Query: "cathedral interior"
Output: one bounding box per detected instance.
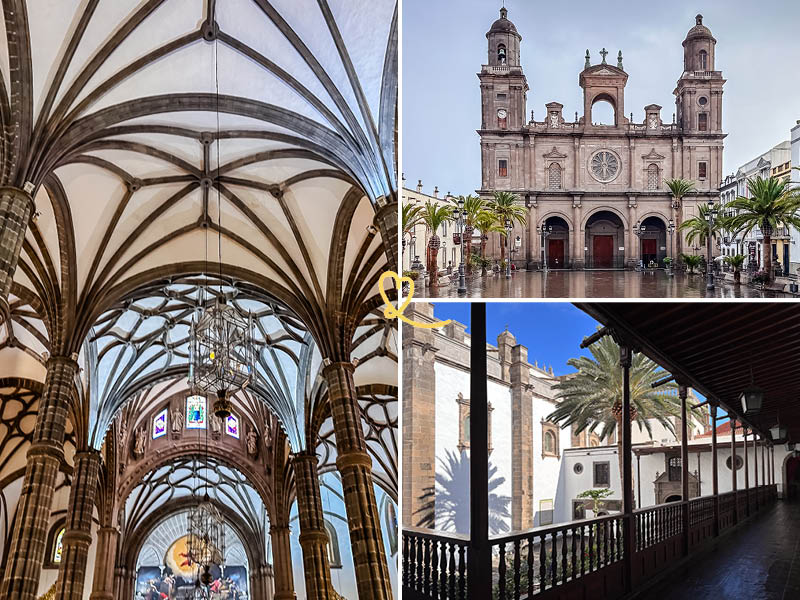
[0,2,398,599]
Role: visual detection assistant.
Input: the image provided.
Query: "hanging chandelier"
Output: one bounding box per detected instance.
[186,494,226,587]
[189,296,255,419]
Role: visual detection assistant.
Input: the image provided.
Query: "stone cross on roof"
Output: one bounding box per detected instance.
[600,48,608,64]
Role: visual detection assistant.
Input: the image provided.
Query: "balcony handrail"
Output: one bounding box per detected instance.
[488,512,623,545]
[402,525,470,543]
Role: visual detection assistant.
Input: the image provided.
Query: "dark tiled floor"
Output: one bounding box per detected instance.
[641,501,800,600]
[419,270,786,299]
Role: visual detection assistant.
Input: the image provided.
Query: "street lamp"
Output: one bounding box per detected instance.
[634,222,646,270]
[667,218,675,272]
[705,198,718,290]
[456,197,467,295]
[504,217,512,279]
[537,222,553,271]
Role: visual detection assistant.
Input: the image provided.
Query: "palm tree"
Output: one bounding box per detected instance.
[488,191,527,268]
[665,178,696,260]
[547,333,691,490]
[420,200,454,287]
[402,202,424,263]
[678,201,723,246]
[415,450,511,535]
[450,195,485,274]
[724,254,746,284]
[725,176,800,282]
[474,210,504,260]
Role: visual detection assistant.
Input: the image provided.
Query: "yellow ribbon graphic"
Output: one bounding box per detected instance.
[378,271,452,329]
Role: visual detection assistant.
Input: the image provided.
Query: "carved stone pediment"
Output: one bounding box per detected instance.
[543,146,567,159]
[642,148,666,161]
[592,68,615,76]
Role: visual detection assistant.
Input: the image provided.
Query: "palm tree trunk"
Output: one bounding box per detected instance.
[500,235,506,267]
[464,229,473,275]
[428,246,439,287]
[674,199,683,264]
[763,234,772,281]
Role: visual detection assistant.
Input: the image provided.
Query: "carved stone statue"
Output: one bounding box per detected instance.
[133,426,147,457]
[247,429,258,457]
[171,408,184,434]
[210,414,222,436]
[263,423,272,450]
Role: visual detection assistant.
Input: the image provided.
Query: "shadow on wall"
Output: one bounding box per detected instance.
[415,449,511,535]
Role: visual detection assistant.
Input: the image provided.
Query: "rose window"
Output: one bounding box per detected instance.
[590,151,620,182]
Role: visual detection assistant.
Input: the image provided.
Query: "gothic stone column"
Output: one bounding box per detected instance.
[293,452,333,600]
[374,198,399,271]
[0,186,34,313]
[323,362,392,600]
[56,450,102,600]
[510,344,533,529]
[89,527,119,600]
[1,356,77,600]
[270,525,296,600]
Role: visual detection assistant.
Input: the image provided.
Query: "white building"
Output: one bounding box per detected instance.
[790,120,800,272]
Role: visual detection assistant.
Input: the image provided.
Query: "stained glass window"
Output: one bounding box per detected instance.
[186,395,206,429]
[53,528,64,563]
[226,414,240,439]
[153,408,167,439]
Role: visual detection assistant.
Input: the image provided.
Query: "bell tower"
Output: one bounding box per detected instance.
[674,14,726,191]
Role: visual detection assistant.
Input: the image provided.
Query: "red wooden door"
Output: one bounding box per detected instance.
[548,239,564,268]
[593,235,614,268]
[642,238,657,264]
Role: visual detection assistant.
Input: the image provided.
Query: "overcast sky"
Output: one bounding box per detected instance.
[401,0,800,197]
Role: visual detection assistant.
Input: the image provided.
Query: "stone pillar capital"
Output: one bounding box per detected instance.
[335,450,373,472]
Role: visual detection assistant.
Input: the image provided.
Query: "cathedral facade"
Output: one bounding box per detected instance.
[478,9,726,269]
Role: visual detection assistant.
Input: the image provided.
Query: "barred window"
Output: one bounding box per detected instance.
[498,159,508,177]
[647,164,659,190]
[548,163,562,190]
[698,161,707,180]
[698,113,708,131]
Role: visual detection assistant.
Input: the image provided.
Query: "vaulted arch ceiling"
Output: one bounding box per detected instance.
[0,0,398,451]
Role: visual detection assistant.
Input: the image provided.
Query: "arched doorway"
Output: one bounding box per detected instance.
[585,211,625,269]
[543,216,570,269]
[664,495,682,503]
[785,455,800,501]
[639,216,667,266]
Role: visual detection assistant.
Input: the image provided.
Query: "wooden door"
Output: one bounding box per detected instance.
[593,235,614,268]
[548,238,564,268]
[642,238,657,265]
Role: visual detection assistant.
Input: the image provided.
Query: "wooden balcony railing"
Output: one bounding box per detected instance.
[403,484,778,600]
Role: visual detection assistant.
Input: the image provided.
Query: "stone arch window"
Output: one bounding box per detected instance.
[456,393,492,453]
[44,520,66,568]
[497,44,507,65]
[548,163,562,190]
[668,456,682,481]
[591,96,616,126]
[323,520,343,568]
[698,113,708,131]
[698,49,708,70]
[541,422,560,458]
[647,163,660,190]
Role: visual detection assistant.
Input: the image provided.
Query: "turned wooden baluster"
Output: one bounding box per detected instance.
[513,539,521,599]
[561,529,568,585]
[402,535,409,588]
[448,542,456,600]
[424,538,431,594]
[588,525,595,571]
[571,527,578,578]
[580,524,586,576]
[498,542,506,599]
[431,538,439,597]
[440,540,447,599]
[550,534,557,587]
[527,537,534,597]
[539,534,547,590]
[458,545,466,600]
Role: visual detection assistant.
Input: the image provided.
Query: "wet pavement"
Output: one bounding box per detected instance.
[639,501,800,600]
[419,270,788,299]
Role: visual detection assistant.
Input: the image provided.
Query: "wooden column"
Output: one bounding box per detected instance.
[620,343,634,593]
[679,385,690,556]
[761,440,765,488]
[710,404,719,537]
[1,356,77,600]
[731,421,738,524]
[468,302,491,599]
[771,445,775,486]
[753,434,759,509]
[743,428,750,516]
[636,453,641,508]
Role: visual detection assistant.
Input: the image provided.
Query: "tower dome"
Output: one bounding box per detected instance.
[683,14,716,43]
[487,7,521,39]
[682,14,717,72]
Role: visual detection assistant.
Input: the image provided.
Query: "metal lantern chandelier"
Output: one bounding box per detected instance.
[189,297,255,419]
[186,495,226,587]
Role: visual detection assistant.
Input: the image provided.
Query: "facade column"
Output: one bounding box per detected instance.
[401,305,436,527]
[679,385,690,556]
[467,302,491,599]
[731,421,738,524]
[55,450,102,600]
[293,452,333,600]
[1,356,77,600]
[627,198,637,269]
[323,362,391,600]
[710,404,719,536]
[530,199,540,269]
[510,342,533,529]
[620,342,634,593]
[270,525,296,600]
[374,199,398,271]
[89,527,119,600]
[0,186,34,314]
[572,197,583,269]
